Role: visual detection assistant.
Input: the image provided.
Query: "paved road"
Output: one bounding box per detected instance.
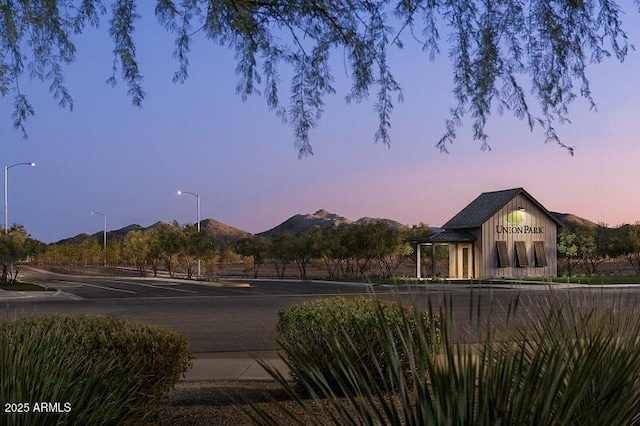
[2,268,409,352]
[2,268,637,354]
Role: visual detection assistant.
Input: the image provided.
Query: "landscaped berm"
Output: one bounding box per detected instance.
[0,282,50,291]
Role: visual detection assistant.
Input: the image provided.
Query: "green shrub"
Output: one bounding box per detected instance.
[253,294,640,425]
[276,296,441,391]
[0,315,192,425]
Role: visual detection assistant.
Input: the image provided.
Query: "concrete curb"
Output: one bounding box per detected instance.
[204,282,251,288]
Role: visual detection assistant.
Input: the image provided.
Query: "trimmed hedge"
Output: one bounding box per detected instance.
[0,315,191,425]
[277,297,441,391]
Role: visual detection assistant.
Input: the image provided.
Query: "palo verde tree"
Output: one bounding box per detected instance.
[0,225,44,283]
[289,227,325,280]
[611,223,640,276]
[154,221,183,278]
[372,222,413,278]
[179,224,217,279]
[3,1,635,155]
[269,233,296,279]
[122,230,152,276]
[234,234,269,278]
[316,226,349,279]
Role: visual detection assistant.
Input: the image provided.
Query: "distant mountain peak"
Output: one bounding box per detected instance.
[200,218,249,242]
[356,216,406,229]
[52,218,249,245]
[551,212,598,228]
[259,209,353,238]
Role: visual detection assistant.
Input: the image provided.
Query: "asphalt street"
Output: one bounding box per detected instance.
[2,268,638,354]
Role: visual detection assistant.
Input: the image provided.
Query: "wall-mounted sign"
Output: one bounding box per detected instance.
[496,225,544,234]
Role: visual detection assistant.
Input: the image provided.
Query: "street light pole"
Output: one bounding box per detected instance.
[91,211,107,268]
[3,162,35,233]
[177,190,201,276]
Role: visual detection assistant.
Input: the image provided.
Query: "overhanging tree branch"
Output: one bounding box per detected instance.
[1,0,634,156]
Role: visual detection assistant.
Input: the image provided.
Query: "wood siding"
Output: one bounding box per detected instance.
[479,194,557,278]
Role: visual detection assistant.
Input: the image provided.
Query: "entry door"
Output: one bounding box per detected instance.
[457,244,473,279]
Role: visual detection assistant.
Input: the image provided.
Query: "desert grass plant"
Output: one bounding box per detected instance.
[249,292,640,425]
[0,315,192,425]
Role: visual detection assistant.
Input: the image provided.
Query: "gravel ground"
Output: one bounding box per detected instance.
[158,380,337,426]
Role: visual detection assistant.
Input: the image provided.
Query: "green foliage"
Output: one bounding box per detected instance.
[255,294,640,425]
[0,315,192,424]
[123,230,152,276]
[154,221,182,277]
[558,224,607,276]
[0,225,43,283]
[234,235,269,278]
[180,224,217,278]
[269,233,296,278]
[0,282,49,291]
[79,237,102,266]
[263,221,417,279]
[106,238,122,267]
[138,220,218,278]
[611,223,640,275]
[289,227,326,280]
[276,297,441,391]
[3,1,634,154]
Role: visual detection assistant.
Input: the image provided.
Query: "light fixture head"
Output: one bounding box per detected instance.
[518,206,525,211]
[177,190,183,195]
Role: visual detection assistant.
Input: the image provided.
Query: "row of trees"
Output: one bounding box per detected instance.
[30,220,640,280]
[558,222,640,276]
[237,222,449,279]
[40,221,218,279]
[36,221,441,280]
[236,222,426,280]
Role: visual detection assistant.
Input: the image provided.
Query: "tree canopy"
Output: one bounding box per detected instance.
[2,1,635,156]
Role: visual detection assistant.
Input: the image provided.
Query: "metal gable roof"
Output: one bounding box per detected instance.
[442,188,563,229]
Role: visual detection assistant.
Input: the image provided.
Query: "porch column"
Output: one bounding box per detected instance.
[432,243,436,278]
[416,243,421,279]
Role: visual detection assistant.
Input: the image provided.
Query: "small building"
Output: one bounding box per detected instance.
[415,188,562,279]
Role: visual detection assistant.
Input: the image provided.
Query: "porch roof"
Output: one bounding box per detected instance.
[411,230,476,243]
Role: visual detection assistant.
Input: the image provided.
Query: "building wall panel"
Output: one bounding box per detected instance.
[480,194,557,278]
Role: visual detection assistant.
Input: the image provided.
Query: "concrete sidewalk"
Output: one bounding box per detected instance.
[183,352,289,382]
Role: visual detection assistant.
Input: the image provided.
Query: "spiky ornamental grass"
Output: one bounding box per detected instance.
[249,293,640,425]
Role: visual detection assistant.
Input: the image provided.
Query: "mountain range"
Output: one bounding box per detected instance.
[53,209,596,245]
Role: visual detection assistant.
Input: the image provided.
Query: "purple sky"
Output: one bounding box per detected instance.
[3,4,640,243]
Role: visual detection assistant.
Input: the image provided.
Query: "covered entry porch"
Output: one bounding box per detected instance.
[414,231,477,280]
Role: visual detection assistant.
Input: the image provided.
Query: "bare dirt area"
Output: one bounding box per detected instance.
[159,380,347,426]
[159,380,285,425]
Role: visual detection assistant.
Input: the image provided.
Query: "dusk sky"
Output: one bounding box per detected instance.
[3,3,640,244]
